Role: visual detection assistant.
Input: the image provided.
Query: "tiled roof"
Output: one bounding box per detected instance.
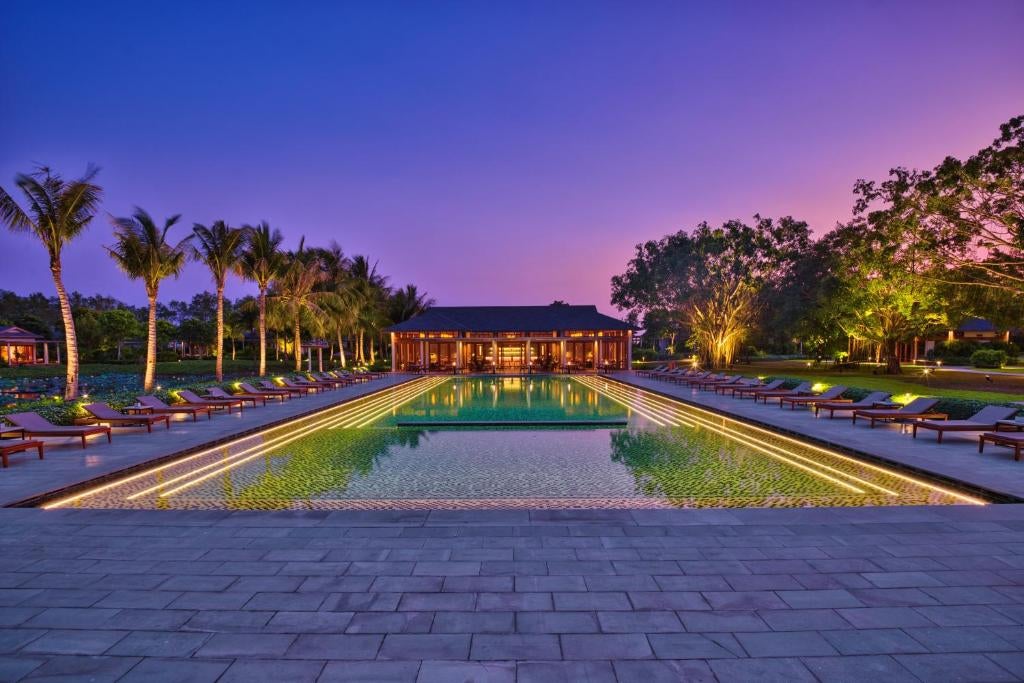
[0,326,43,342]
[958,317,997,332]
[386,305,631,333]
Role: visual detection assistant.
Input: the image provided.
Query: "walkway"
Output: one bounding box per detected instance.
[612,373,1024,502]
[0,505,1022,681]
[0,375,413,507]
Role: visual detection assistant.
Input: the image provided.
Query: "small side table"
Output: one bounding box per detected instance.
[123,405,154,416]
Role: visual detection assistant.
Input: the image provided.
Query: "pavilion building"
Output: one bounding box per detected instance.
[387,305,633,373]
[0,326,62,366]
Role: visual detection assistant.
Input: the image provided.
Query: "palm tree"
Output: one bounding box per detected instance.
[348,255,389,363]
[0,166,102,398]
[269,239,332,371]
[106,209,191,392]
[238,222,285,376]
[311,242,356,367]
[389,284,434,323]
[190,221,245,382]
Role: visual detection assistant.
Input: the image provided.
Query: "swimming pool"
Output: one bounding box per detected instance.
[44,376,985,510]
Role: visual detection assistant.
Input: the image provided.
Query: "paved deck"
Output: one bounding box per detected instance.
[0,505,1022,681]
[0,376,413,507]
[612,373,1024,502]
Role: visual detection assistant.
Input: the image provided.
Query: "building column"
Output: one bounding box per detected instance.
[391,334,398,372]
[491,340,498,372]
[43,343,49,365]
[593,340,599,372]
[560,339,567,371]
[525,339,531,373]
[420,340,427,371]
[455,340,463,372]
[318,347,323,372]
[627,331,633,371]
[56,343,61,365]
[4,344,10,367]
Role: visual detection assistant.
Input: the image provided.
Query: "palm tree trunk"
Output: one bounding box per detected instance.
[51,262,79,399]
[337,331,346,368]
[215,282,225,382]
[357,330,364,363]
[231,337,236,360]
[144,290,158,392]
[370,335,376,364]
[293,318,302,371]
[257,287,268,376]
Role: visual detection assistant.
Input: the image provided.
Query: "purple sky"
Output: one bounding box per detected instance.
[1,1,1022,315]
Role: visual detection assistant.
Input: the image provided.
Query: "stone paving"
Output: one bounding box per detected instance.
[0,375,412,507]
[612,373,1024,501]
[0,505,1022,681]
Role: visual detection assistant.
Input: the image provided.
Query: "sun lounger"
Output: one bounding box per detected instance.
[636,364,667,378]
[778,386,848,410]
[238,382,291,401]
[4,412,111,449]
[280,377,325,393]
[754,382,813,405]
[714,378,760,395]
[207,387,266,407]
[731,379,785,399]
[852,397,945,427]
[176,389,244,413]
[813,392,891,418]
[679,372,717,386]
[697,375,741,391]
[0,439,44,468]
[331,371,370,383]
[912,406,1018,443]
[84,402,171,432]
[979,432,1024,461]
[262,379,311,396]
[305,373,345,388]
[313,372,351,387]
[137,396,213,420]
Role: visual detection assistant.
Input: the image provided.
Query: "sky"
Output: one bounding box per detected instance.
[1,1,1022,315]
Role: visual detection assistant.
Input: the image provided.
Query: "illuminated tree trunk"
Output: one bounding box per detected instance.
[215,282,225,382]
[51,263,80,399]
[143,290,158,393]
[257,286,268,376]
[293,318,302,371]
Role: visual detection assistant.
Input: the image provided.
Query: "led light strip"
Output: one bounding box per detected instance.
[327,377,449,429]
[578,377,898,495]
[42,376,439,509]
[581,376,986,505]
[153,377,450,500]
[577,377,866,493]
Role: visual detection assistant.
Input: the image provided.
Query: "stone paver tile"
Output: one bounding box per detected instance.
[583,575,659,592]
[182,609,274,632]
[378,633,471,660]
[552,592,629,611]
[219,659,325,683]
[758,608,852,631]
[20,628,127,655]
[107,630,209,656]
[432,611,513,634]
[231,576,305,592]
[19,589,108,608]
[0,629,46,653]
[677,610,769,633]
[94,590,180,609]
[801,654,920,683]
[735,630,837,657]
[244,591,326,611]
[515,576,586,592]
[319,660,419,681]
[21,654,140,681]
[0,655,46,681]
[613,659,715,682]
[370,576,443,593]
[443,576,512,593]
[916,605,1018,627]
[158,575,236,592]
[346,562,415,576]
[562,634,652,660]
[702,590,788,610]
[299,577,374,593]
[323,592,400,612]
[413,561,480,576]
[821,628,926,655]
[285,634,383,660]
[653,575,731,591]
[647,633,740,659]
[627,591,710,611]
[399,592,476,612]
[516,611,598,634]
[709,657,816,682]
[794,572,873,590]
[477,592,551,611]
[987,653,1024,679]
[775,589,864,609]
[346,611,433,634]
[119,657,231,683]
[723,574,804,591]
[863,571,945,588]
[836,607,936,629]
[905,626,1019,652]
[894,653,1019,682]
[470,634,560,660]
[517,660,616,683]
[417,660,514,682]
[848,588,940,607]
[194,632,295,657]
[921,586,1011,605]
[265,611,355,633]
[0,608,43,628]
[597,611,683,633]
[167,591,254,610]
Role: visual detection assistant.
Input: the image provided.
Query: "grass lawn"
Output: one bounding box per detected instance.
[0,358,300,380]
[747,360,1024,403]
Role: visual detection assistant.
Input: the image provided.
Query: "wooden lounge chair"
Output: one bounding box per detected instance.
[852,397,945,428]
[679,371,717,386]
[313,372,351,387]
[731,379,785,399]
[813,392,891,418]
[84,403,171,432]
[0,439,44,468]
[636,364,666,378]
[262,379,311,396]
[0,426,26,440]
[176,390,244,413]
[280,377,325,393]
[305,373,345,388]
[659,368,697,383]
[207,387,266,407]
[697,375,741,391]
[714,378,760,395]
[979,432,1024,461]
[754,382,813,405]
[332,371,369,383]
[238,382,291,401]
[137,395,213,421]
[4,412,111,449]
[778,386,848,410]
[912,406,1019,443]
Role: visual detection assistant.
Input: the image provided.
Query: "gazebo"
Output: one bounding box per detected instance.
[0,326,63,366]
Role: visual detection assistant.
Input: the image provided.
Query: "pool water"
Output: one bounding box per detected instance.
[48,376,983,510]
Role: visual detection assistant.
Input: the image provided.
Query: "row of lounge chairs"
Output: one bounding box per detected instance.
[640,366,1024,458]
[0,370,385,467]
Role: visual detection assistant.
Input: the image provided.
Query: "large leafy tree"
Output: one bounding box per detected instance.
[0,166,102,398]
[238,222,285,376]
[190,221,245,381]
[612,216,811,367]
[106,209,191,391]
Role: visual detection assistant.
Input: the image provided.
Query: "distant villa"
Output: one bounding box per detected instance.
[386,305,633,372]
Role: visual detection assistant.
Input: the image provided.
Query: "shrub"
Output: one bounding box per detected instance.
[971,349,1007,368]
[935,340,978,359]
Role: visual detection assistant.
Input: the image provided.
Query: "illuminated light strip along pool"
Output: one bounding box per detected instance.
[575,377,869,494]
[575,376,987,505]
[41,376,445,509]
[154,377,450,499]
